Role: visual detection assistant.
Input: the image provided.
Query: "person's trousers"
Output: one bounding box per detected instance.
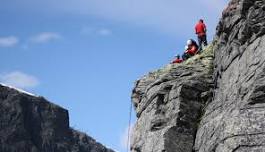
[198,35,208,50]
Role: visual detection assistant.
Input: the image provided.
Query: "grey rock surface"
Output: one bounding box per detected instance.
[195,0,265,151]
[0,84,114,152]
[131,0,265,152]
[131,52,214,152]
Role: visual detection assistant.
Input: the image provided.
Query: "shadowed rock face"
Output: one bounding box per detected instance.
[0,85,114,152]
[131,0,265,152]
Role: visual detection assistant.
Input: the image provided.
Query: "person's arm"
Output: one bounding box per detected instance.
[186,49,191,54]
[203,24,207,33]
[191,46,197,54]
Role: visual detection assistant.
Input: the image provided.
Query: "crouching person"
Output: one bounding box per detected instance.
[171,54,183,64]
[182,39,199,60]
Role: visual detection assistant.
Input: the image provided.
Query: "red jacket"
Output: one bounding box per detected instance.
[195,22,206,36]
[186,45,198,55]
[172,59,183,64]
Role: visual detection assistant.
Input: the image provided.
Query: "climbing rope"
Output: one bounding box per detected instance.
[127,100,133,152]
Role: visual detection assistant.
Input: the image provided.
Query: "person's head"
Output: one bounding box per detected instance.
[175,54,180,59]
[187,40,192,46]
[199,19,204,23]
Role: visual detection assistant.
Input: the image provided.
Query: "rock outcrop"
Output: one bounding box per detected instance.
[131,0,265,152]
[131,47,214,152]
[195,0,265,151]
[0,84,114,152]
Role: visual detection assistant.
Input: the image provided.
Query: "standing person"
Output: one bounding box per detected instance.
[195,19,208,51]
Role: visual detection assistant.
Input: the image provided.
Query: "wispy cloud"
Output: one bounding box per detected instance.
[0,36,19,47]
[3,0,229,36]
[81,27,112,36]
[30,32,61,44]
[98,28,112,36]
[73,0,228,36]
[0,71,39,89]
[120,123,134,150]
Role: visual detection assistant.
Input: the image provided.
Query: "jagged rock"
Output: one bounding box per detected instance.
[0,84,114,152]
[131,49,214,152]
[195,0,265,151]
[131,0,265,151]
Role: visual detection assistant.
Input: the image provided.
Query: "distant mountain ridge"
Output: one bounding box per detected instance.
[0,84,114,152]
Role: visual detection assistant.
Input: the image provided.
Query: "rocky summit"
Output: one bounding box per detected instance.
[131,0,265,152]
[0,84,114,152]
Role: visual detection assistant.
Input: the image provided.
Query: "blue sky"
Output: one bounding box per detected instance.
[0,0,229,151]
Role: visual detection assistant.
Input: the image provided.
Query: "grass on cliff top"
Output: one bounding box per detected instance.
[147,43,214,79]
[185,43,214,65]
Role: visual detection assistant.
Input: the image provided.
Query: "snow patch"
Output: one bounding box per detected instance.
[0,83,38,97]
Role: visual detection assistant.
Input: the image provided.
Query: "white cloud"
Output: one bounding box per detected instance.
[120,123,134,150]
[4,0,229,37]
[81,27,112,36]
[0,36,19,47]
[98,28,112,36]
[0,71,39,89]
[62,0,229,37]
[30,32,61,43]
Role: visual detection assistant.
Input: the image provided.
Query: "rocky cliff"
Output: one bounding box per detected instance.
[131,0,265,152]
[0,84,114,152]
[131,45,214,152]
[196,0,265,151]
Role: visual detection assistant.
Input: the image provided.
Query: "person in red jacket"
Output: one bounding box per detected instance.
[182,39,199,60]
[186,39,198,55]
[186,46,197,55]
[195,19,208,50]
[171,54,183,64]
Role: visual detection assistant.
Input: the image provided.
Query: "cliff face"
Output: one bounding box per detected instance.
[0,84,114,152]
[195,0,265,151]
[131,0,265,152]
[131,48,214,151]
